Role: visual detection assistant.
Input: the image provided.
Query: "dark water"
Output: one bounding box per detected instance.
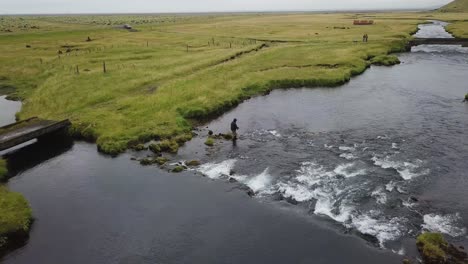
[1,21,467,263]
[178,22,468,253]
[0,95,20,126]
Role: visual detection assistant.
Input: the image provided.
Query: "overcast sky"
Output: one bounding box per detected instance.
[0,0,453,14]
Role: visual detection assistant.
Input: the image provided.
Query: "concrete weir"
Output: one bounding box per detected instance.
[0,117,71,151]
[407,38,468,50]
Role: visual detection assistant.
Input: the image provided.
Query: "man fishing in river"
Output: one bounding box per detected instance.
[231,118,239,140]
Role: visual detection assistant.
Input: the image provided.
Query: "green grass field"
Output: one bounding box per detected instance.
[0,10,467,154]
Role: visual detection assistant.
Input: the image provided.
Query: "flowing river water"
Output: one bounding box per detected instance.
[1,21,467,263]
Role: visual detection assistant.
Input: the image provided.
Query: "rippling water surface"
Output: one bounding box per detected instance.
[179,21,468,251]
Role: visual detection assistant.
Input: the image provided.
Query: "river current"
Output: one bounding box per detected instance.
[180,21,468,251]
[1,21,467,263]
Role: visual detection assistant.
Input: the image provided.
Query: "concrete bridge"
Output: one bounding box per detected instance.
[407,38,468,49]
[0,117,71,151]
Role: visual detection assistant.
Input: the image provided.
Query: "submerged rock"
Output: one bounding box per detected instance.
[205,137,214,146]
[186,160,201,167]
[171,166,185,173]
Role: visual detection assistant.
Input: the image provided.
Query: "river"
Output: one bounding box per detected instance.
[1,21,467,263]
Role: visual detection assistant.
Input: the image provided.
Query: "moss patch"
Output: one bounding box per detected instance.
[415,232,468,264]
[157,140,180,153]
[417,233,447,264]
[205,137,215,146]
[370,55,401,66]
[0,186,33,254]
[171,166,185,173]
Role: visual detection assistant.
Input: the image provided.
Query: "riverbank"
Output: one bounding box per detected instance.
[0,12,425,155]
[0,159,32,257]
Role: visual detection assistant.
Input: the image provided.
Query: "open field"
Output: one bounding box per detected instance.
[0,11,467,154]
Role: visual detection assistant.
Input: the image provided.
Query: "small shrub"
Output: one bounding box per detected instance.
[205,137,214,146]
[465,93,468,101]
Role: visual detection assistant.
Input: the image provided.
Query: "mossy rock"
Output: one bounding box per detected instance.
[171,166,185,173]
[149,143,161,153]
[158,140,179,153]
[417,233,448,264]
[132,144,147,151]
[205,137,215,146]
[174,133,193,145]
[139,158,154,166]
[186,160,201,166]
[155,157,169,166]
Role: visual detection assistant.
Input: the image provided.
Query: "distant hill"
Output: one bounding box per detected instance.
[438,0,468,12]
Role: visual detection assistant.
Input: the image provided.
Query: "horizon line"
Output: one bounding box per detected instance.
[0,7,440,16]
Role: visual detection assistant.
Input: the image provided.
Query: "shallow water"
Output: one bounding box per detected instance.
[1,21,468,263]
[0,95,20,126]
[178,22,468,251]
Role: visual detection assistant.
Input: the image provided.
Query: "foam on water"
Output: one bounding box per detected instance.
[339,146,355,151]
[422,213,467,237]
[246,168,273,193]
[324,144,334,149]
[315,198,353,223]
[372,156,429,180]
[333,163,366,178]
[268,130,281,137]
[277,182,317,202]
[350,213,408,247]
[371,187,388,205]
[339,153,356,160]
[198,159,237,179]
[385,181,397,192]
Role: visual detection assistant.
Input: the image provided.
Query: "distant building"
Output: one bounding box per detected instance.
[353,20,374,25]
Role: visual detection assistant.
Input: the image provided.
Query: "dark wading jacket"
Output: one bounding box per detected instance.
[231,121,239,132]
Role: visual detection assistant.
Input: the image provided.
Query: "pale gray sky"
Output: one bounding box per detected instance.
[0,0,453,14]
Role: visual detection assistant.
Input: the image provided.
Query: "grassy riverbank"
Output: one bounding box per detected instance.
[0,11,466,154]
[0,159,32,255]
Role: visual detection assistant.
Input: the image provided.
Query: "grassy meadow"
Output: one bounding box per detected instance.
[0,11,467,154]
